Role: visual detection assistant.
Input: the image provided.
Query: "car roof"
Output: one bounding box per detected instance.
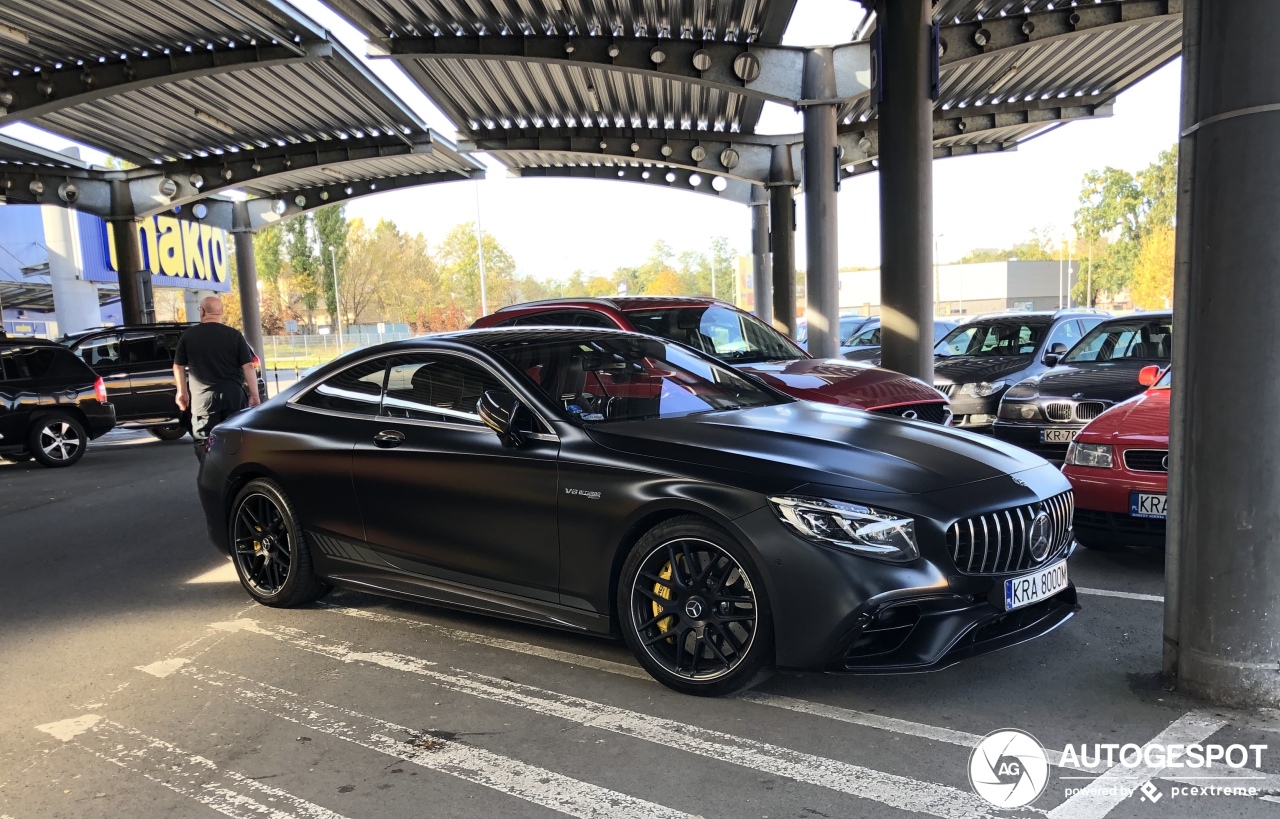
[0,337,61,350]
[492,296,735,314]
[62,322,193,341]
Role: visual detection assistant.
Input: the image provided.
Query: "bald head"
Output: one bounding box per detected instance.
[198,296,224,324]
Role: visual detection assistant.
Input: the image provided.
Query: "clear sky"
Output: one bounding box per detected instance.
[2,0,1183,280]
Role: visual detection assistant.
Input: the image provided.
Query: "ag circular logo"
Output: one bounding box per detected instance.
[968,729,1050,808]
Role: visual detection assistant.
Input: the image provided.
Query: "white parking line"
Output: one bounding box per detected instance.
[1047,712,1227,819]
[154,662,696,819]
[35,715,350,819]
[209,617,1017,819]
[1076,588,1164,603]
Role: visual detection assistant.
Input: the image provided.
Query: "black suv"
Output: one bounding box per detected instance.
[932,309,1109,431]
[0,339,116,467]
[61,323,266,440]
[994,311,1173,461]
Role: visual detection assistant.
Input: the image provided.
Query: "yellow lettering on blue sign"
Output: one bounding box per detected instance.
[105,215,229,284]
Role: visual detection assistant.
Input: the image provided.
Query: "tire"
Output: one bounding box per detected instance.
[27,413,88,468]
[617,516,775,696]
[148,423,188,441]
[229,478,331,607]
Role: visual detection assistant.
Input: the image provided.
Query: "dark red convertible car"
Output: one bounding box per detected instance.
[472,297,950,423]
[1061,365,1169,549]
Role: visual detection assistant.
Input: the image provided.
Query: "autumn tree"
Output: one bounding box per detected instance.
[435,222,518,320]
[313,204,348,324]
[645,269,684,295]
[1129,224,1175,309]
[283,216,320,328]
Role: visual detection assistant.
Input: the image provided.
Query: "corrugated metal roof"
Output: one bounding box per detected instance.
[330,0,797,43]
[838,16,1180,125]
[0,134,93,169]
[0,0,314,74]
[238,149,476,194]
[407,58,749,133]
[33,59,421,164]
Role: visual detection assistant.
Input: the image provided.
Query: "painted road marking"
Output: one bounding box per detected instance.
[156,662,696,819]
[1047,711,1227,819]
[1076,588,1164,603]
[209,617,1015,819]
[35,715,350,819]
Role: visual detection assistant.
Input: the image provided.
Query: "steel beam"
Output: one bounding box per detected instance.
[108,180,148,325]
[876,0,935,383]
[509,163,755,204]
[750,187,771,324]
[126,132,436,217]
[469,135,772,183]
[938,0,1180,67]
[801,48,840,360]
[1170,0,1280,707]
[375,36,870,106]
[769,146,797,338]
[232,201,265,362]
[239,169,482,231]
[0,43,331,127]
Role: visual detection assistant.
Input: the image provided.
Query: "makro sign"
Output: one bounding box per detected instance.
[103,215,230,289]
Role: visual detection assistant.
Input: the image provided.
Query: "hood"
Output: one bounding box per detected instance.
[734,358,942,409]
[1077,388,1170,447]
[932,355,1034,385]
[1028,361,1155,403]
[584,402,1046,495]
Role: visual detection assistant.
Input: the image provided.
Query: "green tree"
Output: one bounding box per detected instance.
[958,229,1056,264]
[435,222,518,320]
[283,216,320,327]
[313,204,348,324]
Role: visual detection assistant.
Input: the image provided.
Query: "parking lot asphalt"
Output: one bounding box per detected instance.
[2,431,1278,819]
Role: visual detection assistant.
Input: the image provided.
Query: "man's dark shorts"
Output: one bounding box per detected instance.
[191,380,248,459]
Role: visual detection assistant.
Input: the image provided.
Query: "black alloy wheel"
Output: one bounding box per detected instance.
[148,423,188,441]
[28,414,87,468]
[229,478,330,607]
[619,516,774,696]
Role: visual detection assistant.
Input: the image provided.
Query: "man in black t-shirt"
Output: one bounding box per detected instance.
[174,296,261,459]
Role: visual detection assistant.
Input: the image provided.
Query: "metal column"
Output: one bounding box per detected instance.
[802,47,841,359]
[770,146,797,338]
[232,202,265,362]
[109,180,149,325]
[1172,0,1280,706]
[750,187,772,325]
[876,0,935,383]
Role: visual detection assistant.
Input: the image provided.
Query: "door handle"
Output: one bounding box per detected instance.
[107,372,128,379]
[373,429,405,448]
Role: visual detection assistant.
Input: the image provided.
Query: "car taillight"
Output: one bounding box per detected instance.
[253,355,261,370]
[93,376,108,404]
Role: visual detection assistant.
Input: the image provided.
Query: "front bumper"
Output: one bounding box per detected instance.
[732,502,1079,674]
[944,396,1000,431]
[993,420,1082,462]
[1063,464,1167,548]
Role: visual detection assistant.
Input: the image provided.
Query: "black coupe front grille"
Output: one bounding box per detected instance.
[1124,449,1169,472]
[948,491,1074,574]
[872,402,950,425]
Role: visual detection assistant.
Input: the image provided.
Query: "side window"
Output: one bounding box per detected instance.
[570,311,616,329]
[850,326,879,347]
[1045,320,1081,352]
[0,349,25,381]
[1080,318,1105,334]
[295,358,387,415]
[123,332,174,366]
[77,335,122,369]
[381,354,503,426]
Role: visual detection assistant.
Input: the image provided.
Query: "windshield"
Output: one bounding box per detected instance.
[1153,368,1171,389]
[1062,316,1173,363]
[488,335,786,423]
[935,321,1049,357]
[625,305,801,364]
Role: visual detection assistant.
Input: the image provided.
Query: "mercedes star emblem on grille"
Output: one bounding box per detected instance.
[1028,511,1053,562]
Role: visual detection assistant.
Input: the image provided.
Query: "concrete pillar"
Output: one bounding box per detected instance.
[1168,0,1280,707]
[769,145,798,338]
[183,289,218,323]
[801,47,840,359]
[42,206,100,334]
[876,0,935,383]
[750,187,772,325]
[108,180,149,325]
[232,201,265,362]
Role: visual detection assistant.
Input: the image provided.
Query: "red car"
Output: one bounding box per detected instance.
[1061,365,1169,549]
[471,297,951,422]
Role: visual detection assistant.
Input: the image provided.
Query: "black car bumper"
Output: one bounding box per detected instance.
[945,396,1000,432]
[85,403,117,439]
[992,420,1082,462]
[731,506,1079,674]
[1074,509,1167,548]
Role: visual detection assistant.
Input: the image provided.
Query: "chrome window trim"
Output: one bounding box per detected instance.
[286,348,558,440]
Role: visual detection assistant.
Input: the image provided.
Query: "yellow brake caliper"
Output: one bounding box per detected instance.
[653,562,676,636]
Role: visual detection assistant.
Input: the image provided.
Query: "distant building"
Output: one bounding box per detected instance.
[838,260,1083,317]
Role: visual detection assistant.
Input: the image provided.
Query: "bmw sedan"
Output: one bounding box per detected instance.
[198,328,1079,696]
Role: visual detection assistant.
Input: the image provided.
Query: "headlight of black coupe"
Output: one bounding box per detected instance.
[768,496,920,562]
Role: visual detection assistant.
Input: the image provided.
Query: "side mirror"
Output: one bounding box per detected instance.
[1043,342,1069,367]
[477,389,524,447]
[1138,365,1161,387]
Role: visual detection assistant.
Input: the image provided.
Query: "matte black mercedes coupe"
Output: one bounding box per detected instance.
[199,328,1080,696]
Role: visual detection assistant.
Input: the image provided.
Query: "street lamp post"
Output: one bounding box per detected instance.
[474,181,488,316]
[328,244,343,354]
[933,233,943,315]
